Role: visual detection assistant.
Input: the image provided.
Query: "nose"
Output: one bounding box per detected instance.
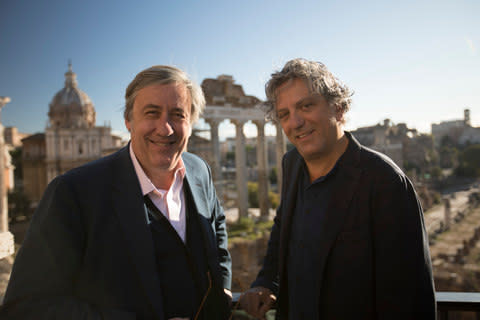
[287,110,304,130]
[155,116,174,136]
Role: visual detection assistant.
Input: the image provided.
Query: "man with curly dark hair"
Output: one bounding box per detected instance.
[241,58,436,320]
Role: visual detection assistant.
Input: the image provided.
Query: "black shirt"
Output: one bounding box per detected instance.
[287,161,338,320]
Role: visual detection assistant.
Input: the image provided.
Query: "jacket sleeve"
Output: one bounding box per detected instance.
[371,171,436,319]
[1,176,135,320]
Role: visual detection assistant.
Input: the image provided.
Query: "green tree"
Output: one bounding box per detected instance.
[269,167,278,185]
[456,144,480,177]
[429,166,443,181]
[226,151,235,162]
[9,147,22,181]
[8,189,31,221]
[248,182,259,208]
[439,146,458,168]
[248,181,279,209]
[268,191,279,209]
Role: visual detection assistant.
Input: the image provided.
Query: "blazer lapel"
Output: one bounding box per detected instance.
[314,134,363,293]
[278,151,302,282]
[111,147,164,319]
[183,171,209,219]
[183,161,216,248]
[182,156,221,279]
[182,154,210,220]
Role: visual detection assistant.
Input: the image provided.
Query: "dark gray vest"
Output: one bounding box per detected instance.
[145,189,209,319]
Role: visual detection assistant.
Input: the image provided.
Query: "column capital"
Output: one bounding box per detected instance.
[253,119,266,128]
[205,118,221,127]
[0,96,11,122]
[0,96,11,109]
[231,119,246,127]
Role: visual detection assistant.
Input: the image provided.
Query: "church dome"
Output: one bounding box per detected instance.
[48,62,96,129]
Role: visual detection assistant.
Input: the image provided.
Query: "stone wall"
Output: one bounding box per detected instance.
[229,235,270,292]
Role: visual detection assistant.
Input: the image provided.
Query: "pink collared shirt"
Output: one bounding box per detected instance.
[129,144,187,242]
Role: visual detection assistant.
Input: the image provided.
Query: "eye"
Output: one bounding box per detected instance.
[277,111,288,121]
[302,103,313,110]
[172,111,186,119]
[145,110,158,116]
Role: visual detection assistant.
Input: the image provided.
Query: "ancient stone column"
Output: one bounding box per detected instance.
[254,120,270,220]
[233,120,248,220]
[0,96,14,258]
[444,197,451,230]
[275,122,287,192]
[206,119,221,183]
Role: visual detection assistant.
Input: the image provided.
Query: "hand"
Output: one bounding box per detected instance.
[239,286,276,320]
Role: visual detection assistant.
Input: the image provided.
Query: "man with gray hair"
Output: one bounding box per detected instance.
[3,65,232,320]
[240,58,436,319]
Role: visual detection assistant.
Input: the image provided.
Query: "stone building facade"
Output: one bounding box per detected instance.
[4,127,29,148]
[45,63,123,183]
[351,119,436,174]
[432,109,480,147]
[351,119,408,168]
[22,64,124,205]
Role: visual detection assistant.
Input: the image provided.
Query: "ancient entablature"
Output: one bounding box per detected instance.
[201,75,264,121]
[202,74,260,107]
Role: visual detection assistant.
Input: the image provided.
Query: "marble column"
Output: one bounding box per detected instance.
[233,120,248,220]
[254,120,270,220]
[0,96,14,259]
[444,197,451,230]
[275,122,287,192]
[206,119,221,183]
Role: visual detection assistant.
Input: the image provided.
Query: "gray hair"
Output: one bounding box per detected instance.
[124,65,205,124]
[264,58,353,123]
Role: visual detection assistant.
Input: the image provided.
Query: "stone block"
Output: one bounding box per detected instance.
[0,231,14,259]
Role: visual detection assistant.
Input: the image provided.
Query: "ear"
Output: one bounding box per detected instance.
[335,112,343,123]
[125,118,131,132]
[334,104,344,123]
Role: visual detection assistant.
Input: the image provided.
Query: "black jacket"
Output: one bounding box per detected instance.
[253,132,436,319]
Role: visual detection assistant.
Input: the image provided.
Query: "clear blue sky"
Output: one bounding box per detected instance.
[1,0,479,139]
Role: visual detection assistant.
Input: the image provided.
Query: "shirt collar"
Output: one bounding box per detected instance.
[129,143,186,196]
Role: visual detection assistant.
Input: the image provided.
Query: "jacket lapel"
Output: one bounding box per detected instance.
[278,151,302,281]
[314,133,363,292]
[183,164,209,219]
[111,146,165,319]
[182,153,212,221]
[279,133,363,296]
[182,155,222,283]
[182,157,216,251]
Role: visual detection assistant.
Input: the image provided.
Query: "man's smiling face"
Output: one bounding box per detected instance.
[275,78,342,162]
[126,82,192,177]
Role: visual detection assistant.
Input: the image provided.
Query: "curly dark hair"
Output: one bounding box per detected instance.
[264,58,353,124]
